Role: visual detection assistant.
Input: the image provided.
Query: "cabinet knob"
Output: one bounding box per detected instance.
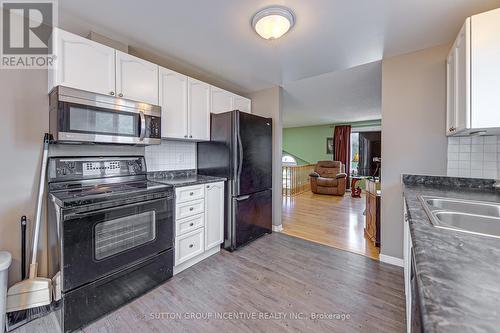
[109,91,115,96]
[118,93,123,97]
[189,244,194,248]
[189,223,194,227]
[189,207,194,211]
[190,192,194,196]
[449,127,456,132]
[189,135,193,138]
[206,185,210,188]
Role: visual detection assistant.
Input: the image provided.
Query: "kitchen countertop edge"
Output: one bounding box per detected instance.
[402,174,500,333]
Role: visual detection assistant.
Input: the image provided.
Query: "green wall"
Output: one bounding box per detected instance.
[282,120,381,165]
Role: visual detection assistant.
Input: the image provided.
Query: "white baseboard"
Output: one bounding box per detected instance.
[379,254,404,267]
[272,224,283,232]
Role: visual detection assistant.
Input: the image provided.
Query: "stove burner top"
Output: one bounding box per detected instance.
[50,180,172,208]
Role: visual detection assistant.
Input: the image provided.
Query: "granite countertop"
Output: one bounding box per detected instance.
[148,169,226,187]
[402,175,500,333]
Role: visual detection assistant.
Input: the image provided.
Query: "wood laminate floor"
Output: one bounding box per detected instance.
[14,233,404,333]
[282,191,380,260]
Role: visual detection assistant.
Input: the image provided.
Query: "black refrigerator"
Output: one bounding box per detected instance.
[198,111,273,251]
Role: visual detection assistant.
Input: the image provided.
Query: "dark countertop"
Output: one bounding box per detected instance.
[402,175,500,333]
[148,170,226,187]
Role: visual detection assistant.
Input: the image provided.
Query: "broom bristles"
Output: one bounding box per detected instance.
[5,304,52,332]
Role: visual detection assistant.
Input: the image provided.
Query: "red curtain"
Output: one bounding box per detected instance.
[333,125,351,177]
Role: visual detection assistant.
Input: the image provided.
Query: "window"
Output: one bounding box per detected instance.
[350,132,359,175]
[282,155,297,166]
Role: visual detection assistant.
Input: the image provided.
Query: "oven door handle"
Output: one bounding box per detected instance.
[63,197,170,220]
[139,111,146,141]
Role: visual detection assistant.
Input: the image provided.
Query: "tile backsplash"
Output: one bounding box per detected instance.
[447,136,500,179]
[145,140,196,172]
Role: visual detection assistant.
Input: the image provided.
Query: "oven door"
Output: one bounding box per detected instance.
[61,197,173,291]
[55,101,160,145]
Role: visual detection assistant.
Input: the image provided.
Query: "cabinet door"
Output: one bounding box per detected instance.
[233,95,252,114]
[471,9,500,128]
[50,28,115,95]
[211,86,234,114]
[446,50,456,136]
[188,78,210,141]
[454,19,470,133]
[115,50,159,104]
[205,182,224,251]
[159,67,188,139]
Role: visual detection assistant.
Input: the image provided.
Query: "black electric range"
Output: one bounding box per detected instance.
[47,156,174,333]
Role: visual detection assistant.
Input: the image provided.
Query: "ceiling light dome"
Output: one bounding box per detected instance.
[252,6,295,40]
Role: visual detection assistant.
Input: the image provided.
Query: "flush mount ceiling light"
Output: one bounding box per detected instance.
[252,6,295,40]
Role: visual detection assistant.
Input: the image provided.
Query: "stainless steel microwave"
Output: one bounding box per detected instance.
[49,86,161,145]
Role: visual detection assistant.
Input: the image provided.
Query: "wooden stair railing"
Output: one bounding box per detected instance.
[282,164,316,196]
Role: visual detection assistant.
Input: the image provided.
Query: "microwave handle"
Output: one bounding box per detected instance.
[139,111,146,141]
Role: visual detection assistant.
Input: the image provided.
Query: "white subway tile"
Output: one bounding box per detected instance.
[484,136,497,144]
[483,152,498,162]
[449,137,460,145]
[471,145,484,153]
[484,144,497,153]
[459,144,471,153]
[447,168,459,177]
[459,169,471,177]
[448,145,459,153]
[459,161,471,169]
[470,169,484,178]
[459,152,471,161]
[484,161,497,170]
[471,160,483,169]
[483,169,498,179]
[471,152,484,161]
[471,136,484,145]
[459,137,472,145]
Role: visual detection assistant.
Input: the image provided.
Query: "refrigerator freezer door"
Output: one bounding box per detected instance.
[228,189,272,250]
[234,112,272,197]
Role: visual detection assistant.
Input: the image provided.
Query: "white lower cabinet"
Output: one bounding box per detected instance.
[175,228,205,265]
[403,199,413,333]
[173,181,225,274]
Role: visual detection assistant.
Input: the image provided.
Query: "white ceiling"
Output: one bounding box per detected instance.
[58,0,500,126]
[283,61,381,128]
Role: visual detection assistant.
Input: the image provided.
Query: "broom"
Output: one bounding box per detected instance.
[5,134,53,331]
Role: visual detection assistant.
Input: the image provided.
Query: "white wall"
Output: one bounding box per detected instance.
[248,86,283,227]
[447,136,500,179]
[381,44,449,259]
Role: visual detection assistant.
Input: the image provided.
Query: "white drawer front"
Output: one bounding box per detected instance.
[176,199,204,220]
[175,228,204,265]
[176,213,204,236]
[176,185,204,203]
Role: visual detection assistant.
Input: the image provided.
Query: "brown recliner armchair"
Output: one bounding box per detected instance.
[309,161,348,196]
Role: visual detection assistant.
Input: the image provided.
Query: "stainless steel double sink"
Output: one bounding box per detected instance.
[420,196,500,239]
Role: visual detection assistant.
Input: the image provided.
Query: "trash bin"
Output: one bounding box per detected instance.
[0,251,12,333]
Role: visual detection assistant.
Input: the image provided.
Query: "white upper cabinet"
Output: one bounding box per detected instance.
[211,86,234,114]
[49,28,116,96]
[232,95,252,114]
[159,67,188,139]
[115,50,159,105]
[210,85,252,114]
[204,182,224,251]
[188,78,211,141]
[447,8,500,135]
[471,8,500,129]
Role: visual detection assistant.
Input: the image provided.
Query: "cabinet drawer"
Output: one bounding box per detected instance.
[176,214,204,236]
[175,228,204,265]
[175,185,205,203]
[176,199,204,220]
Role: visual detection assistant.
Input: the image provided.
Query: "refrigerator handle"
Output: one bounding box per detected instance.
[237,131,243,181]
[235,195,250,201]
